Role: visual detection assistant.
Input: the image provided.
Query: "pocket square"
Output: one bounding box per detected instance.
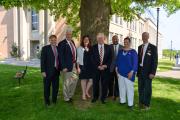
[147,53,151,56]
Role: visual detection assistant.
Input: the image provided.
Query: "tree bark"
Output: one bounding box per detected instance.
[79,0,111,44]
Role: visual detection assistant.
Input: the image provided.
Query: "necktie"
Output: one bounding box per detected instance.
[114,45,118,56]
[70,41,76,63]
[53,46,59,70]
[100,45,103,65]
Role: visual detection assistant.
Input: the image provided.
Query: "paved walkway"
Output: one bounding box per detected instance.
[1,58,180,79]
[156,70,180,79]
[0,58,40,67]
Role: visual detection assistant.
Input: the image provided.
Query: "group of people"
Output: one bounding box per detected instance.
[41,29,158,110]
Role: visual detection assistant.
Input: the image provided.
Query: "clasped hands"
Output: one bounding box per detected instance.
[98,65,107,71]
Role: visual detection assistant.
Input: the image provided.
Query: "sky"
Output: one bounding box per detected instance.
[149,8,180,50]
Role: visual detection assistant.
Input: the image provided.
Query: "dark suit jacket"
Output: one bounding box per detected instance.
[91,44,112,72]
[58,39,76,72]
[137,43,158,78]
[41,45,60,77]
[110,44,123,72]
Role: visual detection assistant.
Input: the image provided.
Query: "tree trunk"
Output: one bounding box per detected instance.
[79,0,111,44]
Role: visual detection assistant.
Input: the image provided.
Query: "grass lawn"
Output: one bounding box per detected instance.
[157,59,175,72]
[0,64,180,120]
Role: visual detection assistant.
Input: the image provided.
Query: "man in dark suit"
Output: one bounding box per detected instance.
[91,33,112,104]
[41,35,60,106]
[58,28,78,103]
[137,32,158,110]
[108,35,123,100]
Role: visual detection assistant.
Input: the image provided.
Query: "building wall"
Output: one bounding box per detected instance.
[0,7,15,59]
[0,7,163,60]
[109,14,163,58]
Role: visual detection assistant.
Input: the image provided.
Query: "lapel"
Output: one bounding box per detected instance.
[48,45,55,59]
[144,43,151,60]
[95,44,100,62]
[103,44,106,62]
[111,44,115,57]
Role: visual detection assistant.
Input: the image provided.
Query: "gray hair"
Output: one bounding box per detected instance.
[66,27,73,33]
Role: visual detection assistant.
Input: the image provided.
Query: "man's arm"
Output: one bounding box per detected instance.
[58,42,67,71]
[40,47,46,73]
[150,45,158,75]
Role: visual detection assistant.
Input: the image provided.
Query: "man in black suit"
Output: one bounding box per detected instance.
[41,35,60,106]
[108,35,123,100]
[91,33,112,104]
[58,28,78,102]
[137,32,158,110]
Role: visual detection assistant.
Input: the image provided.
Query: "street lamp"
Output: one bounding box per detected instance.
[156,7,160,49]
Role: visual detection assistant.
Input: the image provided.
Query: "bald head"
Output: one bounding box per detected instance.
[142,32,149,44]
[112,35,119,45]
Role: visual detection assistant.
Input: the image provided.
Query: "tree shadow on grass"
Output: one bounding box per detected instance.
[154,77,180,85]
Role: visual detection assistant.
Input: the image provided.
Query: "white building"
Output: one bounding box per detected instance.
[0,7,163,60]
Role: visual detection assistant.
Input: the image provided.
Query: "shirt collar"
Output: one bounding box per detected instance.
[98,44,104,48]
[143,42,149,47]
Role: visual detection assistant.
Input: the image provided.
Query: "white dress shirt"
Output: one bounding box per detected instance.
[140,42,149,66]
[98,44,104,62]
[77,46,85,65]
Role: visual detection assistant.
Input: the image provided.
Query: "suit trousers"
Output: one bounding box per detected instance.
[118,74,134,106]
[138,75,152,107]
[43,68,59,104]
[62,64,78,101]
[108,70,119,97]
[93,70,109,101]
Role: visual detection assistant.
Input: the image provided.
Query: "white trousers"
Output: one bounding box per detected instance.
[118,74,134,106]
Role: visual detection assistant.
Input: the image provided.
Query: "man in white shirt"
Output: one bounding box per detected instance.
[137,32,158,110]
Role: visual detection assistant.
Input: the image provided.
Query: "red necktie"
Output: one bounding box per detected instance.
[53,46,59,70]
[100,45,103,65]
[70,42,76,63]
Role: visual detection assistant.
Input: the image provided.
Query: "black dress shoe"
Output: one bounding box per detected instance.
[52,101,57,105]
[69,98,73,102]
[101,100,106,104]
[45,102,50,107]
[91,99,97,103]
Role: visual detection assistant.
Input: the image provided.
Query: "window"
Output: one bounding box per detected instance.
[119,17,123,25]
[139,22,144,34]
[109,32,113,43]
[115,15,119,24]
[120,34,123,44]
[31,10,39,31]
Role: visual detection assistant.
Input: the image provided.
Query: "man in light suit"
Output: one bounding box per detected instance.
[108,35,123,100]
[91,33,112,104]
[58,28,78,103]
[41,35,60,106]
[137,32,158,110]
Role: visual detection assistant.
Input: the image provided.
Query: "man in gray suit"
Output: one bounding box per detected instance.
[108,35,123,100]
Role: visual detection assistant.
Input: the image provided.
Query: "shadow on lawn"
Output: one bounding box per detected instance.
[154,77,180,85]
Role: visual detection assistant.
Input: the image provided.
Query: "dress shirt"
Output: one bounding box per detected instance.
[140,42,149,67]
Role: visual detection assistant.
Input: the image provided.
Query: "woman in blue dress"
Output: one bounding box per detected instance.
[116,37,138,109]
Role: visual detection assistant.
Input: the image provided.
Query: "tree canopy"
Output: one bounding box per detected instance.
[1,0,180,37]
